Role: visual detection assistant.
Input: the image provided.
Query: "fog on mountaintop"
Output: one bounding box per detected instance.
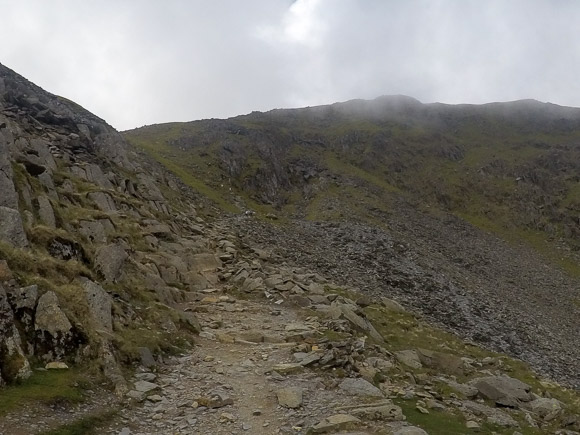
[1,0,580,130]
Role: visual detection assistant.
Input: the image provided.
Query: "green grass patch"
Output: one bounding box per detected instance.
[40,410,117,435]
[0,241,92,285]
[0,369,90,416]
[144,148,237,213]
[324,152,400,194]
[394,398,469,434]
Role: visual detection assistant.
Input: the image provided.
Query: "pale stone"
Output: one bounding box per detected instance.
[339,377,384,398]
[309,414,360,434]
[276,387,303,408]
[395,350,422,369]
[45,361,69,369]
[134,380,159,393]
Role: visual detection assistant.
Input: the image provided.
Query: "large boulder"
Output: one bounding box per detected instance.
[336,302,384,343]
[83,164,113,189]
[339,377,384,398]
[416,348,464,376]
[395,350,423,369]
[136,173,165,201]
[34,291,74,361]
[526,397,562,419]
[94,242,128,282]
[0,206,28,247]
[470,375,532,406]
[350,402,405,421]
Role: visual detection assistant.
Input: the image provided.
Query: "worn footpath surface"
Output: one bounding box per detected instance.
[2,237,580,435]
[103,261,580,435]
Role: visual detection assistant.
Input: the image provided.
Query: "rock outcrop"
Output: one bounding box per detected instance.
[0,62,210,387]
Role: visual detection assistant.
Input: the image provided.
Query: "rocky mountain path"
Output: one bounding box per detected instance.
[1,233,579,435]
[104,294,390,435]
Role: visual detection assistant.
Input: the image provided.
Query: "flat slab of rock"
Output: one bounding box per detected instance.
[271,363,304,375]
[309,414,360,434]
[338,304,385,343]
[470,375,532,404]
[45,362,68,370]
[339,378,384,398]
[134,380,159,393]
[299,352,322,366]
[276,386,303,408]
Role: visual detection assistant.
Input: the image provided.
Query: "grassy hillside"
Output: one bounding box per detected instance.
[124,96,580,275]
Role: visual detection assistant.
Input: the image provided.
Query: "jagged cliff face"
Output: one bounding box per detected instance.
[0,64,218,388]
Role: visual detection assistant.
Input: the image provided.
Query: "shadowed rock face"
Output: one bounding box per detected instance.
[0,284,31,384]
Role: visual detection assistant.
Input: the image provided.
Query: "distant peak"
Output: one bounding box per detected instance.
[374,95,423,104]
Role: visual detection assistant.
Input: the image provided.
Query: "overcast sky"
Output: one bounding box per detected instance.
[1,0,579,130]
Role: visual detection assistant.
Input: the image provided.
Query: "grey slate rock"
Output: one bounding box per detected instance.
[37,195,56,228]
[470,375,532,403]
[138,347,157,369]
[94,242,128,282]
[339,377,384,398]
[0,206,28,247]
[0,284,31,384]
[80,278,113,332]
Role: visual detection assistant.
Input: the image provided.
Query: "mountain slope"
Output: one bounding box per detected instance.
[125,96,580,272]
[124,97,580,389]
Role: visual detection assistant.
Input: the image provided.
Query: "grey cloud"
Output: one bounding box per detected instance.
[1,0,579,130]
